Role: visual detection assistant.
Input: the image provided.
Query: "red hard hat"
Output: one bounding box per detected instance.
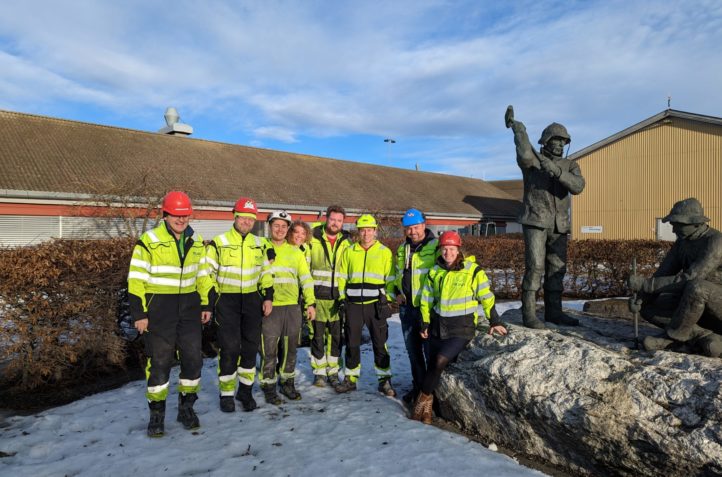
[439,231,462,247]
[233,197,257,216]
[162,191,193,216]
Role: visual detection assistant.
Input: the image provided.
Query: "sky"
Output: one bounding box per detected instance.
[1,0,721,180]
[0,307,554,477]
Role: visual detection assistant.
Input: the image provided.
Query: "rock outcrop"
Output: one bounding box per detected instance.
[435,307,722,477]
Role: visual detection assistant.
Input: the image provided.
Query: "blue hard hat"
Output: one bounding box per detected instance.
[402,208,425,226]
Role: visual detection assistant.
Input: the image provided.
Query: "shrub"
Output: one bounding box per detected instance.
[0,239,133,392]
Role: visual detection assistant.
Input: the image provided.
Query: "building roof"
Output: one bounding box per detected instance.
[488,180,524,202]
[0,110,521,220]
[570,109,722,160]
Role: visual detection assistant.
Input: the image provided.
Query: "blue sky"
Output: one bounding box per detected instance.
[1,0,721,180]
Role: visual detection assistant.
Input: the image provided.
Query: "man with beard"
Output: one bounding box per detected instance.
[505,105,585,329]
[308,205,351,387]
[628,198,722,358]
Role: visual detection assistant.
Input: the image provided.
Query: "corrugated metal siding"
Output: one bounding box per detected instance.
[0,215,61,247]
[572,118,722,240]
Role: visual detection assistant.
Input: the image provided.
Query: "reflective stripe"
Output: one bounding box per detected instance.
[147,276,197,287]
[147,231,159,243]
[147,381,169,394]
[349,272,385,281]
[440,296,474,307]
[179,378,201,387]
[476,281,490,292]
[479,292,494,300]
[335,273,347,280]
[272,266,297,274]
[299,274,312,281]
[206,257,219,269]
[346,288,380,297]
[150,265,182,274]
[344,366,361,377]
[219,265,261,275]
[130,258,151,271]
[375,367,392,377]
[218,235,229,246]
[436,308,476,318]
[196,269,210,277]
[218,276,259,288]
[302,282,314,289]
[274,278,297,284]
[314,280,333,287]
[420,294,434,303]
[312,270,333,277]
[387,274,396,282]
[182,264,199,274]
[128,271,150,281]
[219,373,236,383]
[413,268,430,275]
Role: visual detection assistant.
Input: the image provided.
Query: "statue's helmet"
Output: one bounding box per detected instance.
[538,122,571,145]
[662,198,710,224]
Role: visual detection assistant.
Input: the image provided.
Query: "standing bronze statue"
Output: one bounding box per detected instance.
[505,106,585,329]
[628,198,722,358]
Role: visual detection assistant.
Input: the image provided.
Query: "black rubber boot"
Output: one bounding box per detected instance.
[334,378,357,393]
[235,383,258,412]
[544,291,579,326]
[220,396,235,413]
[378,379,396,397]
[147,400,166,438]
[261,384,284,406]
[280,378,302,401]
[522,291,545,329]
[177,393,200,430]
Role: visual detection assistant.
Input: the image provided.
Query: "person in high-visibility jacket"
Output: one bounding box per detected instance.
[287,220,313,349]
[128,191,213,438]
[260,211,316,404]
[389,208,438,405]
[413,231,506,424]
[335,214,396,396]
[206,197,274,413]
[307,205,351,388]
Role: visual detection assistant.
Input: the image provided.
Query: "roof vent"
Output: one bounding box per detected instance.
[158,107,193,136]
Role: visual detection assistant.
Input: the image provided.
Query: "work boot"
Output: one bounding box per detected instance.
[402,387,419,405]
[219,396,235,413]
[235,383,257,412]
[334,378,357,393]
[313,375,326,387]
[544,291,579,326]
[411,392,434,424]
[261,384,284,406]
[643,335,674,351]
[327,374,340,388]
[177,393,200,430]
[378,379,397,397]
[521,291,545,329]
[147,400,166,438]
[280,379,302,401]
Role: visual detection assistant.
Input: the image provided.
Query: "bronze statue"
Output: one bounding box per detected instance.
[505,106,585,329]
[628,198,722,357]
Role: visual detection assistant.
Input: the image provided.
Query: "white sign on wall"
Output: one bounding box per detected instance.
[581,225,603,234]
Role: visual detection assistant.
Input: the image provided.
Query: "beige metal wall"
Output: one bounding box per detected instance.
[572,118,722,240]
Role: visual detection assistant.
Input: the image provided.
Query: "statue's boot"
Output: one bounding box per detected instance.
[544,291,579,326]
[643,335,674,351]
[666,292,706,342]
[521,291,545,329]
[696,334,722,358]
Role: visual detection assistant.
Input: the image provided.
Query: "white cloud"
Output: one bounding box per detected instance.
[0,0,721,179]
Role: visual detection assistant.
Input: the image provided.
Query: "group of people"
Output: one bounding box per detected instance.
[127,194,507,437]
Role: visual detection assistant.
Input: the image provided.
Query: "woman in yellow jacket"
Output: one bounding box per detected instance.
[414,231,506,424]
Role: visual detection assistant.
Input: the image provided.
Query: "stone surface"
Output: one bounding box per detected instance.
[435,307,722,477]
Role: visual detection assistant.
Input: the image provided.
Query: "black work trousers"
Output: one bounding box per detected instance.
[215,292,263,383]
[144,292,202,401]
[344,302,390,381]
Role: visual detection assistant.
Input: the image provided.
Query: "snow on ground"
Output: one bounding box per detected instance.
[0,309,550,477]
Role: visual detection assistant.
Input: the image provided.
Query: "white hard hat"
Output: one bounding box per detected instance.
[267,210,292,225]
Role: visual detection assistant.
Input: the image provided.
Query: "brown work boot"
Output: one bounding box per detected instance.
[411,392,434,424]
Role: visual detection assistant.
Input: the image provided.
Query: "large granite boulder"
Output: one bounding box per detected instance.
[434,307,722,477]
